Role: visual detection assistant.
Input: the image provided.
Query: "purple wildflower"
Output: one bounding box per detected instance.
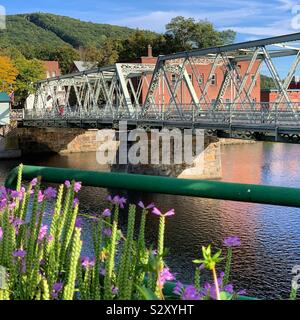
[182,285,202,300]
[100,268,106,276]
[138,201,155,210]
[152,207,175,217]
[64,180,71,188]
[113,195,126,209]
[102,208,111,217]
[44,187,57,200]
[75,217,82,228]
[159,267,175,286]
[224,236,241,247]
[106,195,113,202]
[81,256,95,269]
[13,249,26,258]
[53,282,63,292]
[8,201,16,210]
[38,225,48,242]
[173,281,184,296]
[74,181,82,193]
[51,292,58,299]
[12,218,25,228]
[11,190,24,201]
[0,186,7,199]
[0,227,3,241]
[73,198,79,206]
[47,235,54,242]
[237,289,247,296]
[0,198,7,210]
[107,195,127,209]
[103,228,112,237]
[31,178,38,186]
[223,284,234,294]
[12,218,25,235]
[51,282,63,300]
[112,286,119,295]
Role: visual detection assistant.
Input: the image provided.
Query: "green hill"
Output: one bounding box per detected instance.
[0,13,155,53]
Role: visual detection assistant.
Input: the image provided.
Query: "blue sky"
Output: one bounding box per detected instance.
[1,0,300,42]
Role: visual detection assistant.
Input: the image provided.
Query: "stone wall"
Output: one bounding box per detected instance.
[0,124,21,159]
[15,127,98,154]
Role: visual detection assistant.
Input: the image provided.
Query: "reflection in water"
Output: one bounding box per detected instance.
[1,142,300,299]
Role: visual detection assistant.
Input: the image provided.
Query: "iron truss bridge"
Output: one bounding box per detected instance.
[21,32,300,143]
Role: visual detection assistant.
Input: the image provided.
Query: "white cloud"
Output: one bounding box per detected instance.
[110,7,261,32]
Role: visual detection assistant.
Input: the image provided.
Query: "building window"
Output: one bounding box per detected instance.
[188,74,193,82]
[251,75,257,86]
[52,71,56,77]
[226,99,231,103]
[171,74,177,86]
[198,73,204,85]
[46,71,50,78]
[211,74,217,86]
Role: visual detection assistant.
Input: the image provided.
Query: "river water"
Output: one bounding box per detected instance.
[1,141,300,299]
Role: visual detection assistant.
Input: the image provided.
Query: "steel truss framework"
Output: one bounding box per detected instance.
[23,32,300,142]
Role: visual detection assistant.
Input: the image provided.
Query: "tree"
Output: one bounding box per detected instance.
[165,16,236,52]
[0,56,18,93]
[261,74,276,90]
[36,46,80,74]
[80,39,120,67]
[13,57,45,105]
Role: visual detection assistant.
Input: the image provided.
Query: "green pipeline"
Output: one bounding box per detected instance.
[5,165,300,208]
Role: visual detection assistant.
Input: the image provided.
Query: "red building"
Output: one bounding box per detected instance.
[43,61,61,79]
[132,46,261,105]
[261,89,300,103]
[261,76,300,104]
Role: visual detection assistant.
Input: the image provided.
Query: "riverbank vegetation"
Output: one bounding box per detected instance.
[0,164,251,300]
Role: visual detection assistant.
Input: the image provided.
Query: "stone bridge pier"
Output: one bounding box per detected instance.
[14,127,222,179]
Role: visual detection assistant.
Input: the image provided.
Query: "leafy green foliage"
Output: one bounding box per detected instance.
[13,56,45,104]
[165,16,236,51]
[261,74,277,90]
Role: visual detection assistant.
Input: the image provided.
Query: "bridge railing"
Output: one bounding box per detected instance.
[22,102,300,127]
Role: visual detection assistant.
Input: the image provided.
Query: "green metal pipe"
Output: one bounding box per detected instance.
[5,165,300,208]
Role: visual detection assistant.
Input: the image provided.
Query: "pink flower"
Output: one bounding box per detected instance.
[64,180,71,188]
[38,191,44,203]
[0,227,3,240]
[38,225,48,242]
[138,201,155,210]
[31,178,38,186]
[152,207,175,217]
[159,267,175,286]
[81,256,95,269]
[102,208,111,217]
[74,182,82,193]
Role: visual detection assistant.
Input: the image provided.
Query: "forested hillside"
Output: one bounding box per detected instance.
[0,13,150,54]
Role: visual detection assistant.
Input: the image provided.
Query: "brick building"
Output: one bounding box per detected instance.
[261,76,300,104]
[43,61,61,79]
[132,45,261,105]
